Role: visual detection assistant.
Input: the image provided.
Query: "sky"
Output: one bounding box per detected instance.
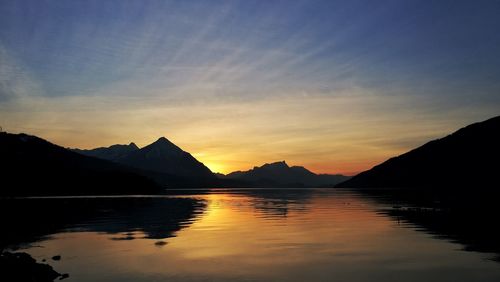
[1,0,500,175]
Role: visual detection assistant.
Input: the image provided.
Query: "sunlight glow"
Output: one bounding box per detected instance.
[1,1,499,174]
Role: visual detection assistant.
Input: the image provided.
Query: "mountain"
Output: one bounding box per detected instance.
[222,161,349,187]
[74,137,215,181]
[118,137,214,179]
[72,137,216,187]
[336,115,500,189]
[0,132,161,196]
[72,142,139,161]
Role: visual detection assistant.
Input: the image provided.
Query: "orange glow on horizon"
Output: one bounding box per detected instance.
[191,150,395,176]
[3,95,486,177]
[198,159,372,176]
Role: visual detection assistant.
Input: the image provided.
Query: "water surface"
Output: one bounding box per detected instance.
[4,188,500,281]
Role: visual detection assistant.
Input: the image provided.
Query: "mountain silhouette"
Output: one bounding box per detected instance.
[72,142,139,161]
[336,115,500,189]
[222,161,349,187]
[74,137,214,181]
[117,137,214,179]
[0,132,161,196]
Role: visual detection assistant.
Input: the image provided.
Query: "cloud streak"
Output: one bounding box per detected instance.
[1,0,500,173]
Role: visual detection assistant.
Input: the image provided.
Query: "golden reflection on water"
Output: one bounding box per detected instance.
[22,190,500,282]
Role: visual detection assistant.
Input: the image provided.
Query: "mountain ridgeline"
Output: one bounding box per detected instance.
[74,139,348,188]
[221,161,350,187]
[72,142,139,161]
[3,115,498,196]
[74,137,214,179]
[0,132,161,196]
[0,129,350,196]
[336,115,500,190]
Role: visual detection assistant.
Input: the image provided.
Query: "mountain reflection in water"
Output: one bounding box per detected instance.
[1,189,500,282]
[0,197,206,249]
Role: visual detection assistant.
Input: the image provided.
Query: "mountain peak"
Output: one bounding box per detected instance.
[150,136,176,147]
[156,136,169,142]
[71,135,214,180]
[120,136,214,178]
[225,160,349,187]
[139,137,185,157]
[261,161,289,169]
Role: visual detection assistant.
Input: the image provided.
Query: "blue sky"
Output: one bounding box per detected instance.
[1,0,500,173]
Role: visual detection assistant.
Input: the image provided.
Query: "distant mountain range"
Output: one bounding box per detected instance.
[220,161,350,187]
[11,114,497,195]
[336,115,500,189]
[73,137,214,179]
[72,142,139,161]
[4,113,498,196]
[0,130,346,195]
[73,140,348,188]
[0,132,161,196]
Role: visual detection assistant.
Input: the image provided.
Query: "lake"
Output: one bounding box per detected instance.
[2,188,500,282]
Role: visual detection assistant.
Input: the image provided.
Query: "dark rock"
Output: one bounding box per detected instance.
[154,241,168,246]
[0,251,61,282]
[51,255,61,261]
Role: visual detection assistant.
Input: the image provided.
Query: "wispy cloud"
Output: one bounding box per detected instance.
[1,0,500,173]
[0,46,44,101]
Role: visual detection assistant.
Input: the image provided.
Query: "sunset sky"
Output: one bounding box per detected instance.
[1,0,499,175]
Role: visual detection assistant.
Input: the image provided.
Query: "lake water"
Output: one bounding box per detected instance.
[3,188,500,282]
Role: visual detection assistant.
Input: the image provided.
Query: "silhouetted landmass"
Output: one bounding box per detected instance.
[0,132,164,196]
[222,161,349,187]
[334,116,500,261]
[73,141,346,188]
[117,137,215,178]
[0,251,63,282]
[72,142,139,161]
[73,137,217,187]
[336,115,500,190]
